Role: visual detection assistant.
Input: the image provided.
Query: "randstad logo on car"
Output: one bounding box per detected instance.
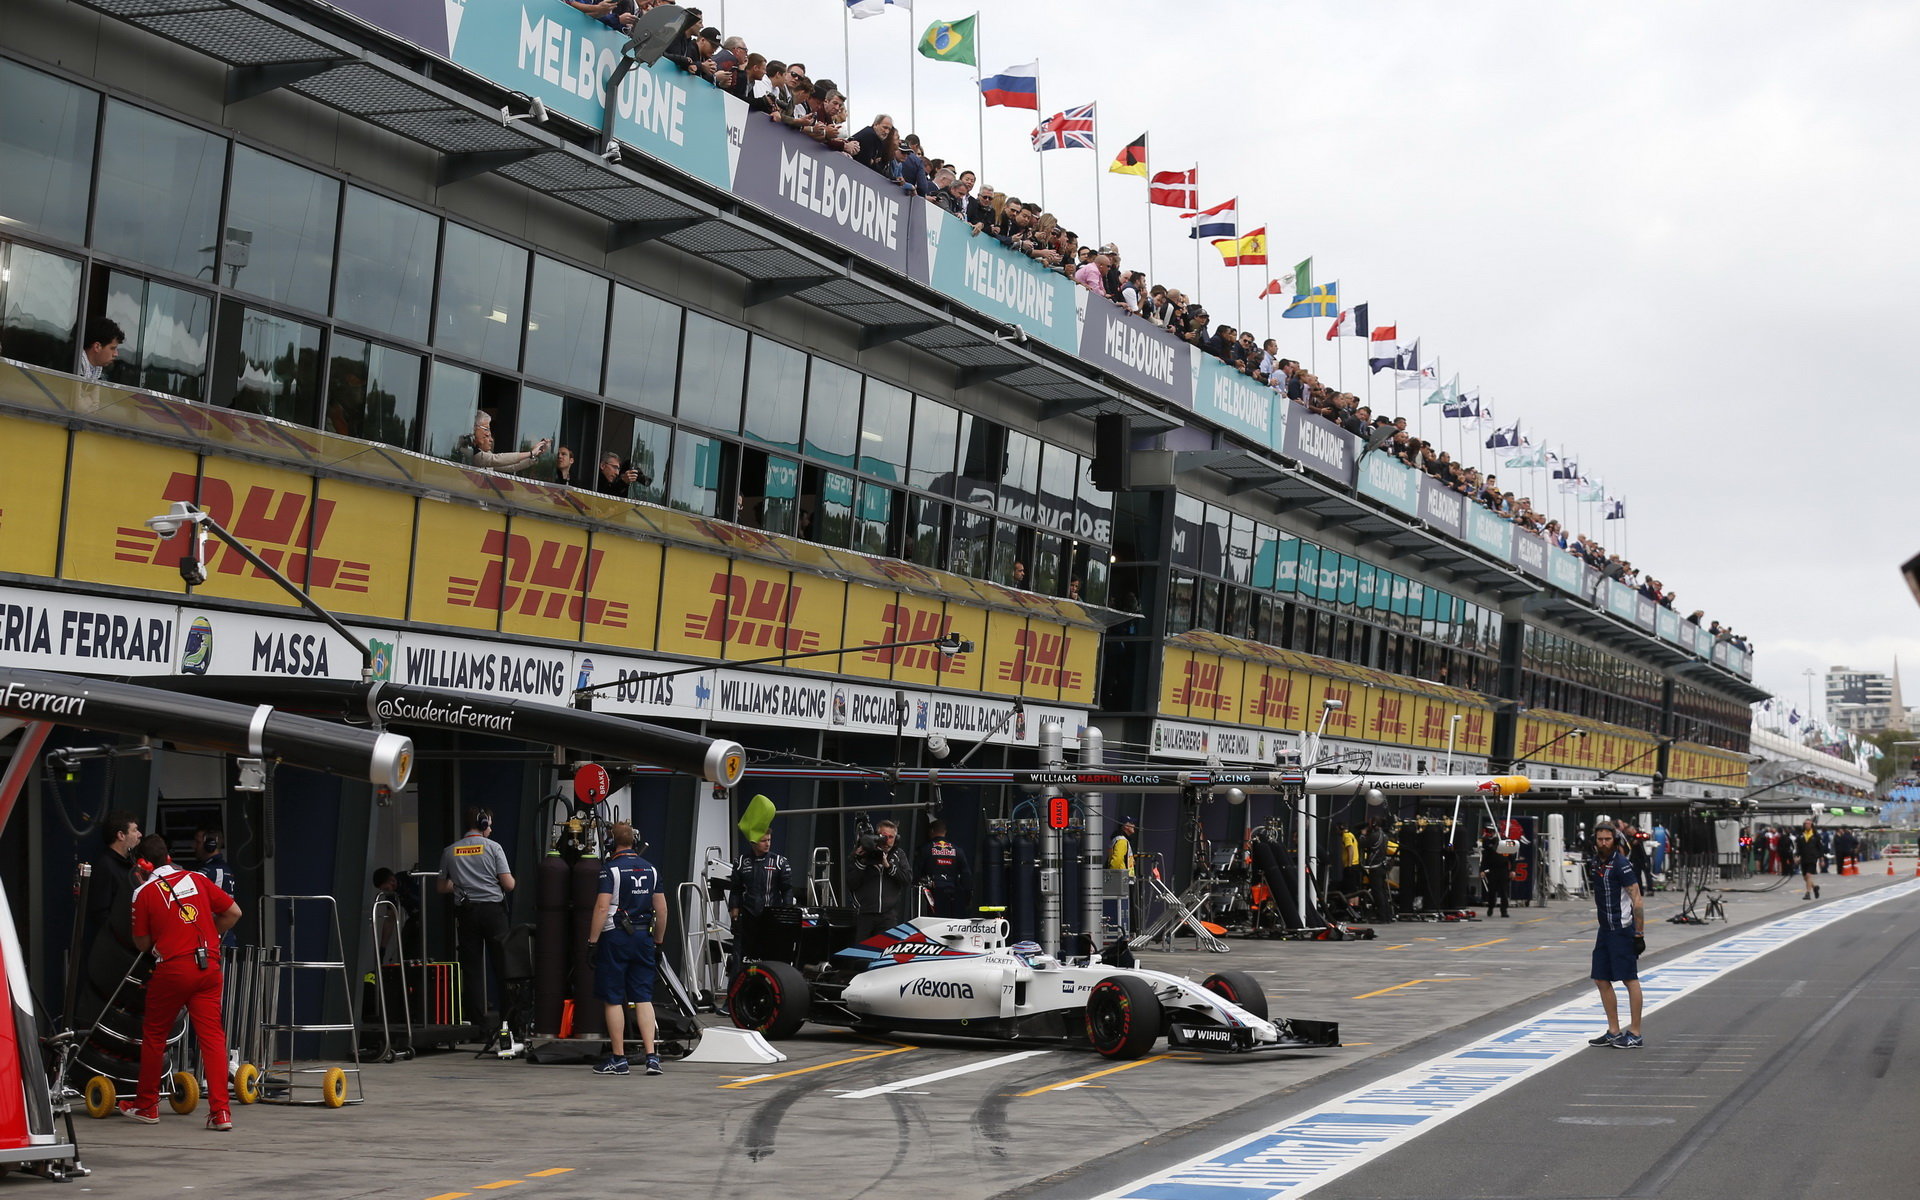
[900,978,974,1000]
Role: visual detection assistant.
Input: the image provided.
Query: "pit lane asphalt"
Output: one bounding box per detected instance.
[58,869,1901,1200]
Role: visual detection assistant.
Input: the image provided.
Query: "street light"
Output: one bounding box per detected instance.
[144,501,376,680]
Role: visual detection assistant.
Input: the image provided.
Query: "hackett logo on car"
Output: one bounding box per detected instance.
[899,977,975,999]
[685,573,820,653]
[119,472,371,593]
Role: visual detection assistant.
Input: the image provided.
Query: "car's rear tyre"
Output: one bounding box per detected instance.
[728,960,810,1040]
[1201,970,1268,1019]
[1085,975,1161,1060]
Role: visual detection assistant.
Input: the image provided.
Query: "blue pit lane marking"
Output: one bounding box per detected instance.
[1100,877,1920,1200]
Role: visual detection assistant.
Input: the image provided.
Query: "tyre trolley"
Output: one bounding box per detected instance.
[243,895,363,1108]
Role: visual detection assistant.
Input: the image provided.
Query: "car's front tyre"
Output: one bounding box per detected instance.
[728,960,811,1039]
[1086,975,1161,1059]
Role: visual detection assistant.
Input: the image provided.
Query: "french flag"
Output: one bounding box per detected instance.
[979,62,1039,110]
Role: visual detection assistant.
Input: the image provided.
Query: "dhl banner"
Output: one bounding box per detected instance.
[0,417,66,578]
[1668,743,1748,790]
[1512,712,1659,775]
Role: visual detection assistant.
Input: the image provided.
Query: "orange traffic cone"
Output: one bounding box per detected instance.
[1889,859,1897,875]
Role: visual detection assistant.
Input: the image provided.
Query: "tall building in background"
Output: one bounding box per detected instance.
[1826,664,1900,733]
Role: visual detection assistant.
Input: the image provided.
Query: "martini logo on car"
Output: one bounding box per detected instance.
[900,977,975,1000]
[884,941,962,959]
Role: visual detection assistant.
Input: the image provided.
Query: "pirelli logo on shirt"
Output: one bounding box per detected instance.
[453,844,486,857]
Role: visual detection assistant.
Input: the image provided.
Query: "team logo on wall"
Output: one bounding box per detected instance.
[831,687,849,726]
[180,617,213,675]
[576,657,596,693]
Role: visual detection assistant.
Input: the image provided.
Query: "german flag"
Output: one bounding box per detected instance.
[1108,132,1148,177]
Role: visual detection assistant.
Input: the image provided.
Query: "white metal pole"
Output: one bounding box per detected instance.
[1081,727,1105,947]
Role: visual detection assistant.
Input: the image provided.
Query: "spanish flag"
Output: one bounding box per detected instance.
[1109,133,1148,177]
[1211,226,1268,267]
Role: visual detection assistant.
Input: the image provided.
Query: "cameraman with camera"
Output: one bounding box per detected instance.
[850,817,912,940]
[597,450,647,498]
[586,822,668,1076]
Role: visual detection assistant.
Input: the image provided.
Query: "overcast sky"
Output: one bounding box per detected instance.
[723,0,1920,715]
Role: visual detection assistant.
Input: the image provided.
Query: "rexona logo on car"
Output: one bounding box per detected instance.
[899,978,975,1000]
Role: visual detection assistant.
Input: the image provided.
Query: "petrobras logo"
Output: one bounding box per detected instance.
[899,977,975,1000]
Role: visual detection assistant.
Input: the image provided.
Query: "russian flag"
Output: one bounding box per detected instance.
[980,62,1038,110]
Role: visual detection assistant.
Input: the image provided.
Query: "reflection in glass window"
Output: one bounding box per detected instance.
[1074,472,1112,549]
[224,147,338,314]
[950,506,990,577]
[668,430,729,516]
[436,223,527,369]
[523,255,608,393]
[0,61,98,245]
[804,358,861,467]
[93,102,224,280]
[1225,514,1253,585]
[1031,533,1062,596]
[421,360,516,462]
[604,285,679,415]
[1198,503,1229,579]
[326,336,420,448]
[1170,494,1202,569]
[677,311,746,430]
[517,386,565,476]
[212,302,323,426]
[0,242,82,372]
[858,379,910,481]
[625,416,670,506]
[335,187,437,344]
[1037,443,1075,531]
[999,431,1039,522]
[801,466,854,547]
[957,413,1004,506]
[742,335,804,453]
[854,482,895,556]
[909,397,958,493]
[1167,574,1195,635]
[907,496,946,568]
[98,269,212,399]
[739,449,799,535]
[1296,542,1321,603]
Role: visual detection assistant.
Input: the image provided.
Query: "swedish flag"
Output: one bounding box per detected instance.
[1283,281,1341,319]
[918,16,977,65]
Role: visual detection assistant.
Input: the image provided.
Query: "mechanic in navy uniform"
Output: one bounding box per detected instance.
[728,830,792,973]
[913,820,972,917]
[1585,822,1645,1049]
[437,808,515,1037]
[850,818,913,940]
[1479,826,1513,918]
[195,827,238,944]
[587,821,668,1075]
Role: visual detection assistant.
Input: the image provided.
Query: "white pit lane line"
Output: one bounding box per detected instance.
[836,1049,1053,1099]
[1098,877,1920,1200]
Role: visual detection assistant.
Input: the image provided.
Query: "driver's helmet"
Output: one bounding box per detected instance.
[1009,940,1043,964]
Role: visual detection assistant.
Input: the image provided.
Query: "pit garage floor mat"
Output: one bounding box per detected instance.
[1097,876,1920,1200]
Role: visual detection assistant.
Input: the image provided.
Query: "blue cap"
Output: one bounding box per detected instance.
[1118,815,1137,826]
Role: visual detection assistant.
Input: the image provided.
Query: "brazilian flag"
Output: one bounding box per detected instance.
[918,16,977,65]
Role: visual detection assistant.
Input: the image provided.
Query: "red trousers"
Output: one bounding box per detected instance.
[138,961,228,1114]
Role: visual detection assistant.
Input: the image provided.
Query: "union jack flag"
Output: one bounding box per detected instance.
[1031,103,1096,152]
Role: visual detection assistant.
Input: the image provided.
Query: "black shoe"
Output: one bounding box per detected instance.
[1587,1030,1620,1047]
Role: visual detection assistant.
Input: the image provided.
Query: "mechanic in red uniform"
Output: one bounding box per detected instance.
[122,834,241,1130]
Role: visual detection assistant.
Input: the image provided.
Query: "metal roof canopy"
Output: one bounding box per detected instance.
[1524,594,1767,702]
[66,0,1176,436]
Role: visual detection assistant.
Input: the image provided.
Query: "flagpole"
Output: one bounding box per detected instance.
[1033,60,1046,212]
[972,15,985,184]
[907,12,917,140]
[1091,106,1104,250]
[843,5,853,110]
[1144,163,1156,291]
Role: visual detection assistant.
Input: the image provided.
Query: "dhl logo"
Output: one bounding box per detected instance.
[114,472,371,593]
[1321,685,1356,731]
[1172,660,1233,713]
[1417,704,1454,744]
[1250,672,1301,723]
[448,530,628,627]
[685,572,820,652]
[1459,711,1488,748]
[1370,694,1408,738]
[863,605,966,674]
[995,629,1082,690]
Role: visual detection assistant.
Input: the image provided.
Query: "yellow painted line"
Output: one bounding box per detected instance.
[719,1044,917,1088]
[475,1184,523,1192]
[527,1170,573,1178]
[423,1194,472,1200]
[1015,1053,1197,1097]
[1517,916,1553,924]
[1382,943,1411,950]
[1519,946,1553,952]
[1448,938,1509,952]
[1353,977,1475,1000]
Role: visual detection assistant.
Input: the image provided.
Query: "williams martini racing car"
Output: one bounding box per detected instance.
[727,915,1340,1059]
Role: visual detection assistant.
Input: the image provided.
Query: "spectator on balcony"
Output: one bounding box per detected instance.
[897,134,934,195]
[1201,323,1235,360]
[661,12,705,73]
[78,317,125,383]
[552,445,577,487]
[717,52,764,102]
[462,412,547,474]
[597,451,642,497]
[934,171,967,216]
[560,0,636,32]
[843,113,898,173]
[1073,252,1105,293]
[752,60,792,115]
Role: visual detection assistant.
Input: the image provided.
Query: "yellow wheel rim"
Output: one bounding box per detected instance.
[233,1062,261,1105]
[169,1070,202,1114]
[83,1075,116,1119]
[320,1066,348,1108]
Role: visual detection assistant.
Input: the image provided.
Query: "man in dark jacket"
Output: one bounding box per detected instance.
[850,819,913,940]
[728,831,792,972]
[913,820,971,918]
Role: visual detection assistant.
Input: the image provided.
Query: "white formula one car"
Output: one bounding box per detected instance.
[726,915,1340,1059]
